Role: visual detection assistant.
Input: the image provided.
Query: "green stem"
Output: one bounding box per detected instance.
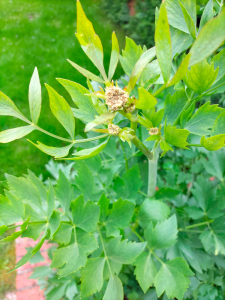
[131,136,153,160]
[179,229,202,233]
[188,144,203,147]
[31,123,74,143]
[153,84,166,97]
[185,220,214,229]
[132,230,164,264]
[98,229,112,275]
[75,133,109,143]
[131,121,138,133]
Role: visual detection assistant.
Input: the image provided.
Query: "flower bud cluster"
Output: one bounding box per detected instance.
[149,127,159,136]
[105,86,129,111]
[108,124,120,135]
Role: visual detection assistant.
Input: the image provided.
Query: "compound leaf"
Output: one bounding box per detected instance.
[81,257,105,298]
[185,59,218,95]
[76,1,106,80]
[108,32,119,81]
[200,134,225,151]
[71,195,100,233]
[134,252,157,293]
[138,199,170,228]
[106,237,146,265]
[144,214,178,250]
[0,91,28,122]
[105,198,135,237]
[103,275,123,300]
[154,257,194,300]
[29,140,74,158]
[29,67,42,125]
[155,3,172,83]
[45,84,75,139]
[55,170,74,213]
[185,102,224,136]
[189,10,225,67]
[0,126,35,143]
[165,124,189,149]
[136,88,157,110]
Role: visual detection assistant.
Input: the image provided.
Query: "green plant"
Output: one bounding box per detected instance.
[1,0,225,299]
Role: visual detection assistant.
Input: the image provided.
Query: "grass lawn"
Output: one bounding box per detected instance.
[0,0,125,183]
[0,0,125,296]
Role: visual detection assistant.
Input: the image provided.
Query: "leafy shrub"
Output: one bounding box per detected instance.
[0,0,225,299]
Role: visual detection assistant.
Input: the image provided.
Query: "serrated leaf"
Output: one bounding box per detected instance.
[0,125,35,143]
[134,252,157,293]
[199,0,214,32]
[180,101,195,128]
[185,59,219,95]
[120,37,143,76]
[22,222,47,240]
[212,48,225,83]
[167,54,191,87]
[144,215,178,250]
[98,194,110,223]
[138,199,170,228]
[76,1,107,80]
[127,47,156,93]
[165,124,189,149]
[200,134,225,151]
[200,217,225,255]
[202,149,225,181]
[185,102,224,136]
[0,91,28,122]
[71,195,100,232]
[46,180,55,219]
[105,198,135,237]
[81,257,105,298]
[0,192,25,225]
[211,111,225,136]
[29,67,42,124]
[189,10,225,67]
[53,223,73,245]
[10,235,47,271]
[179,2,196,38]
[29,140,74,158]
[45,84,75,139]
[160,139,173,156]
[58,78,99,123]
[155,3,172,83]
[106,237,146,265]
[163,91,188,125]
[108,32,119,81]
[67,59,105,83]
[154,257,194,300]
[27,170,47,204]
[142,108,164,127]
[51,229,98,277]
[49,211,61,239]
[184,206,205,220]
[55,170,74,213]
[103,275,123,300]
[136,88,157,110]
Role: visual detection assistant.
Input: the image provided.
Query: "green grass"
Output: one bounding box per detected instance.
[0,0,125,182]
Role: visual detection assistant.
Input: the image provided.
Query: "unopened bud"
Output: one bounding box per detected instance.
[149,127,159,136]
[105,86,129,111]
[108,124,120,135]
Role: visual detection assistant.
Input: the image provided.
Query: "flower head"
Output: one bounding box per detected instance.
[149,127,159,136]
[108,124,120,135]
[105,86,129,111]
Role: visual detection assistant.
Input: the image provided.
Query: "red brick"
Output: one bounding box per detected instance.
[16,271,37,290]
[16,286,44,300]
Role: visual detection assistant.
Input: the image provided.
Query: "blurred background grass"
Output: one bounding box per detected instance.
[0,0,125,183]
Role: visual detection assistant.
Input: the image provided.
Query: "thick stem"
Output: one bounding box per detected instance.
[148,159,158,197]
[131,136,153,160]
[147,143,159,197]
